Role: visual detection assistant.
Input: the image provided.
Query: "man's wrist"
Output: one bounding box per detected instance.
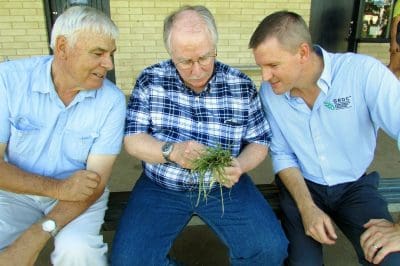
[40,218,59,237]
[161,142,175,162]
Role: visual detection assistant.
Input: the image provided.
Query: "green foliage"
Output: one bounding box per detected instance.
[191,145,232,214]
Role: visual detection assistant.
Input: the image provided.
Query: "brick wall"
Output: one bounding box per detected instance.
[358,42,390,66]
[111,0,312,93]
[0,0,48,60]
[0,0,391,94]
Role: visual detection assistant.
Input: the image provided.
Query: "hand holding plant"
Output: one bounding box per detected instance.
[191,145,233,214]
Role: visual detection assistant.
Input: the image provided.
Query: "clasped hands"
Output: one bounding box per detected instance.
[171,140,242,188]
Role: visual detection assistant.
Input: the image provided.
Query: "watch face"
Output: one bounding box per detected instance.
[162,142,173,154]
[162,142,174,162]
[42,220,56,232]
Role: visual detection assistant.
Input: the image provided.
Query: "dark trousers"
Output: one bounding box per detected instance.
[276,171,400,266]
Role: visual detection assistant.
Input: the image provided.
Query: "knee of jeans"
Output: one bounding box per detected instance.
[232,240,288,266]
[51,231,107,266]
[264,241,288,265]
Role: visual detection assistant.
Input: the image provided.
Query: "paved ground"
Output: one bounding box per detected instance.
[36,130,400,265]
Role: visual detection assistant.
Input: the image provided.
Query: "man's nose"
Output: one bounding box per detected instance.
[102,55,114,71]
[262,68,272,81]
[191,61,203,75]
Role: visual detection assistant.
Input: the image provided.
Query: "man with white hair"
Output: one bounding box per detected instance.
[111,5,287,266]
[0,6,125,265]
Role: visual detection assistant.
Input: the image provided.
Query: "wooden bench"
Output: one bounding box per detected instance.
[102,177,400,231]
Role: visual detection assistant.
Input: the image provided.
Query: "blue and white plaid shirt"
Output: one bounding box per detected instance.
[125,60,271,191]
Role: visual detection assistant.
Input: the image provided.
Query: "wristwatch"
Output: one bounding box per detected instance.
[161,142,174,163]
[41,219,59,237]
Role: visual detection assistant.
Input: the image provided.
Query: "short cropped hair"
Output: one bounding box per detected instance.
[163,5,218,54]
[50,6,119,50]
[249,10,312,53]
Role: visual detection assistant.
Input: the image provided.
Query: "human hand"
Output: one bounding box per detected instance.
[55,170,101,201]
[301,205,337,244]
[172,140,206,169]
[214,157,242,188]
[360,219,400,264]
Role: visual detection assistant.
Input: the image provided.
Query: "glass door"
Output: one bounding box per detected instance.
[356,0,394,42]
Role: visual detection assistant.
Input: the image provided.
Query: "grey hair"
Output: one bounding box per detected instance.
[249,10,312,53]
[50,6,119,50]
[163,5,218,54]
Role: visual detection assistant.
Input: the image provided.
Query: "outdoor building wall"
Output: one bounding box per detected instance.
[0,0,390,95]
[358,43,390,66]
[0,0,48,60]
[110,0,312,93]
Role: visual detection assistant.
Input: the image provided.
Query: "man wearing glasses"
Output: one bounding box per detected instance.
[111,5,288,266]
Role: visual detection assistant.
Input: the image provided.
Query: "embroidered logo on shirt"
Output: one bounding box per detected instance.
[324,96,352,110]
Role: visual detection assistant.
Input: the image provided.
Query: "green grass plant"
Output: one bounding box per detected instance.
[191,145,232,214]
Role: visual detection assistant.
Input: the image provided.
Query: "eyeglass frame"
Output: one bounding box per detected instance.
[174,51,217,70]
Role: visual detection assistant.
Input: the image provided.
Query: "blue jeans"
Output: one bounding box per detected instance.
[111,173,288,266]
[276,172,400,266]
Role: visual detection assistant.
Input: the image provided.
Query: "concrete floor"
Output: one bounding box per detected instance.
[36,130,400,265]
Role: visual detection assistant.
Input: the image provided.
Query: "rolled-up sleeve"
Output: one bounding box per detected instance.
[125,75,151,136]
[267,110,299,173]
[244,86,272,147]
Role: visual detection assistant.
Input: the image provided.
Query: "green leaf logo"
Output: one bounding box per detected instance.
[324,101,335,110]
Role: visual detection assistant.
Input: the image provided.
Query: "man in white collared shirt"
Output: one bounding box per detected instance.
[0,6,125,265]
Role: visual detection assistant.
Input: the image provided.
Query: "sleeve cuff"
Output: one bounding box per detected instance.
[271,155,299,174]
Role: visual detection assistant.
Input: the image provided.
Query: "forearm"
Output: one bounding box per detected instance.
[0,154,115,265]
[0,222,51,266]
[0,160,58,198]
[124,133,165,163]
[278,167,316,212]
[54,152,117,227]
[236,143,268,173]
[51,185,104,226]
[279,169,337,244]
[390,16,400,49]
[1,191,102,266]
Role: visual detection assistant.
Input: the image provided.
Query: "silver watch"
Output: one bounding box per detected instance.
[41,219,58,237]
[161,142,174,162]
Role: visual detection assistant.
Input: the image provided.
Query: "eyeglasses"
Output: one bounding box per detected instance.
[175,53,217,70]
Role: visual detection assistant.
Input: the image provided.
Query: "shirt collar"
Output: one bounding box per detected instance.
[31,56,54,94]
[283,45,331,100]
[314,45,331,95]
[31,56,97,101]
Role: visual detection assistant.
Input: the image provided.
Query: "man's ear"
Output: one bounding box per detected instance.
[54,36,68,59]
[298,42,311,62]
